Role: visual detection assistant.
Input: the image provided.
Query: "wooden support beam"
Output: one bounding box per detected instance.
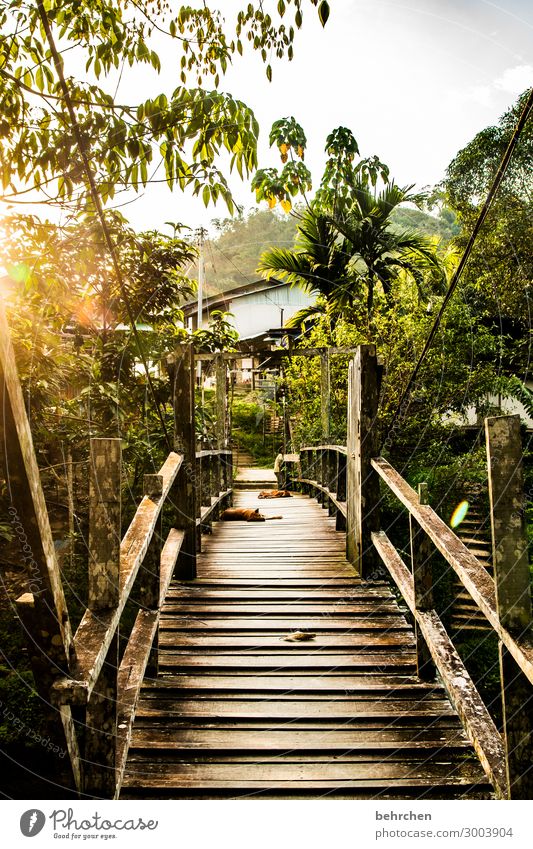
[485,415,531,631]
[371,455,533,687]
[372,531,507,799]
[88,439,121,610]
[486,414,533,800]
[85,437,122,797]
[84,633,118,797]
[410,482,435,681]
[215,354,228,449]
[346,346,380,576]
[1,298,81,789]
[320,350,330,440]
[0,299,73,665]
[170,343,197,579]
[16,594,82,792]
[140,474,163,677]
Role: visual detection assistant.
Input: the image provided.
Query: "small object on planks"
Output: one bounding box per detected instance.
[220,508,282,522]
[258,489,292,499]
[282,630,316,642]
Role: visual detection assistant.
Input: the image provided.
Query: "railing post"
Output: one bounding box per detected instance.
[201,453,213,532]
[215,354,228,449]
[85,437,121,797]
[410,482,435,680]
[336,451,347,532]
[140,473,163,677]
[320,349,330,440]
[171,343,197,579]
[346,345,381,576]
[327,449,336,516]
[486,414,533,800]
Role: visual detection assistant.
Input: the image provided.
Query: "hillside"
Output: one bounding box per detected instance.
[200,205,459,296]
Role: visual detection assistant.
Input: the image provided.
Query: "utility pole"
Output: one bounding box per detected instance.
[195,227,208,330]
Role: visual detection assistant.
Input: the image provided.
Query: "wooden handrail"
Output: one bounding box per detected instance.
[53,451,183,702]
[372,530,507,799]
[371,455,533,687]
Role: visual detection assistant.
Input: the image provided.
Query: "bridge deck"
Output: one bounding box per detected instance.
[121,491,491,799]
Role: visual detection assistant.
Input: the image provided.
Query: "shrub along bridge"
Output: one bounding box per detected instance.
[1,303,532,799]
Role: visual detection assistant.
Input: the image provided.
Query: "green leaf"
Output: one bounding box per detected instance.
[266,64,272,82]
[318,1,330,27]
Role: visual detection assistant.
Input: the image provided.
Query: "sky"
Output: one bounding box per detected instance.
[2,1,533,233]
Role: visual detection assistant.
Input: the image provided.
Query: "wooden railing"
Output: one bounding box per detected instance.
[0,320,233,799]
[298,344,533,800]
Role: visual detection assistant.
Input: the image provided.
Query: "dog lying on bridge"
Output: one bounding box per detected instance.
[257,489,292,499]
[220,508,282,522]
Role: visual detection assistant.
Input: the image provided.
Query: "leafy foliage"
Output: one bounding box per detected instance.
[0,1,329,213]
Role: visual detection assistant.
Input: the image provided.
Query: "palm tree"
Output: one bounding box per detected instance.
[257,180,445,327]
[333,180,444,316]
[256,207,360,329]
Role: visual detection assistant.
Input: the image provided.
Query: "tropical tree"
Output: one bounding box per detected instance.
[0,1,330,215]
[257,167,444,325]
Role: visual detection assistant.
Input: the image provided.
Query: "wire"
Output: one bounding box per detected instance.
[384,85,533,448]
[36,0,172,450]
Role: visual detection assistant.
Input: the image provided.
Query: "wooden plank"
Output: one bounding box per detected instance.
[372,530,507,799]
[134,698,455,719]
[372,456,533,687]
[158,633,415,649]
[158,653,416,669]
[161,604,400,615]
[121,760,485,786]
[115,609,159,799]
[145,676,443,693]
[130,727,468,751]
[159,617,410,631]
[160,529,185,606]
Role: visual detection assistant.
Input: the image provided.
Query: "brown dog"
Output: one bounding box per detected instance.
[258,489,292,499]
[220,508,282,522]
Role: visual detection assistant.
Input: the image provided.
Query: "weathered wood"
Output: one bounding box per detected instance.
[372,530,507,799]
[88,438,121,610]
[195,346,359,361]
[170,343,197,579]
[485,415,533,799]
[410,482,435,680]
[215,354,227,449]
[84,633,118,797]
[1,300,81,788]
[140,475,163,676]
[115,609,159,799]
[160,529,185,606]
[0,299,73,665]
[371,456,533,686]
[53,451,182,702]
[499,645,533,799]
[485,415,531,631]
[16,594,82,791]
[346,346,380,575]
[320,349,330,439]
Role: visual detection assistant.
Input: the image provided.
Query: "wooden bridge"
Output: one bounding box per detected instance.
[1,309,532,800]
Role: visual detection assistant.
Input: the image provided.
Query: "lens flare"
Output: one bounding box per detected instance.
[450,500,469,529]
